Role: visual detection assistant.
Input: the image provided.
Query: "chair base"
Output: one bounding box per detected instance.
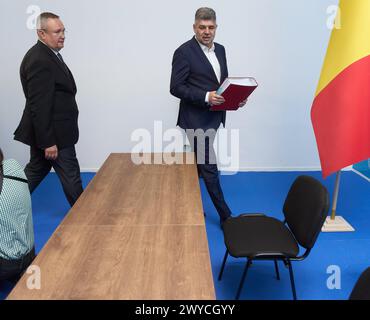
[219,251,297,300]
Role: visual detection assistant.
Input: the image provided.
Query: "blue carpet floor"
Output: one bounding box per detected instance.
[1,171,369,300]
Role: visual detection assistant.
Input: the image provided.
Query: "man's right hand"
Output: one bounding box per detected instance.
[208,91,225,106]
[45,145,58,160]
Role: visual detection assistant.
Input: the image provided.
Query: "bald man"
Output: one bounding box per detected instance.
[14,12,83,206]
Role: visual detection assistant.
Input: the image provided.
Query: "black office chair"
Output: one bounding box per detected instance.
[218,175,330,300]
[349,267,370,300]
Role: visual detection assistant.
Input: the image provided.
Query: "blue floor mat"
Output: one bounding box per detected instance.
[1,170,369,300]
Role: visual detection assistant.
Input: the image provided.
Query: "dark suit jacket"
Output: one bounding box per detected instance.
[14,41,79,149]
[170,36,228,130]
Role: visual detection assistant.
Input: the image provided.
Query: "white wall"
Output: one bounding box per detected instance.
[0,0,338,171]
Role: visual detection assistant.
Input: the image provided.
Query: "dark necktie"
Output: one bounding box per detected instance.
[57,52,69,73]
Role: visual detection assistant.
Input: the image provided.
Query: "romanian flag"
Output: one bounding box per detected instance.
[311,0,370,178]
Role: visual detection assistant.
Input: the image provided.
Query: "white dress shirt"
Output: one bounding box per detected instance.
[195,38,221,103]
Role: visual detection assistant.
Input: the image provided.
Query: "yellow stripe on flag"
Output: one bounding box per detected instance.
[316,0,370,96]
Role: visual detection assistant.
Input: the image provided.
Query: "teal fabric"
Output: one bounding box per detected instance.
[353,159,370,179]
[0,159,34,260]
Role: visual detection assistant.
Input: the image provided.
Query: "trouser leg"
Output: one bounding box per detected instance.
[51,146,83,207]
[0,247,36,282]
[24,147,52,193]
[186,129,232,220]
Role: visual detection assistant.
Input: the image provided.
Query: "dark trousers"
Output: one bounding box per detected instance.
[0,247,36,282]
[25,146,83,206]
[186,130,232,221]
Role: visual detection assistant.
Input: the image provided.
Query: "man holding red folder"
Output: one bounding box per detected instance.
[170,7,245,227]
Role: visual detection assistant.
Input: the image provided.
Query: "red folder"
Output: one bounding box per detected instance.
[210,77,258,111]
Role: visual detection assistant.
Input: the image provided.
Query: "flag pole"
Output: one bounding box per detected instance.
[330,171,341,220]
[322,170,354,232]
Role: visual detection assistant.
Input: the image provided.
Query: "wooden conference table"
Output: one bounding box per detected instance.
[7,153,215,300]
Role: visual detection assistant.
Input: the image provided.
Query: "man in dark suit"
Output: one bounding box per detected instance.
[170,8,246,227]
[14,12,83,206]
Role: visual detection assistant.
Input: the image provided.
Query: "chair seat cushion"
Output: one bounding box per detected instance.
[223,215,299,258]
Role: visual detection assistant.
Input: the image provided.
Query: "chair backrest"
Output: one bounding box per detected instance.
[283,175,330,249]
[349,267,370,300]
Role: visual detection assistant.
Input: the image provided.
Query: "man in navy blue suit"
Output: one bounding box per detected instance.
[170,7,246,227]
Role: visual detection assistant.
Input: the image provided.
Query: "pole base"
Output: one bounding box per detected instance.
[321,216,355,232]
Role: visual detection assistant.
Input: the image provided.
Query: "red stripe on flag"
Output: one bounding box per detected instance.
[311,55,370,178]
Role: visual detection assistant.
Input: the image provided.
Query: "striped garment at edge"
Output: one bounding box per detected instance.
[0,159,34,260]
